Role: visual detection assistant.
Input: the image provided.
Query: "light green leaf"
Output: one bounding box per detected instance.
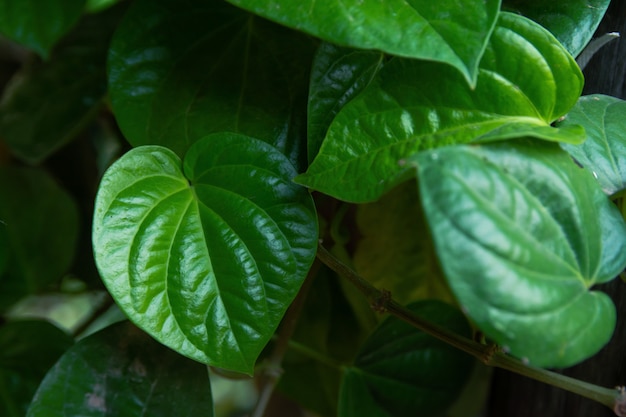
[108,0,315,169]
[557,94,626,196]
[0,4,126,164]
[414,139,626,367]
[92,133,318,374]
[339,300,474,417]
[0,0,86,58]
[296,12,584,203]
[503,0,611,57]
[227,0,500,86]
[27,321,213,417]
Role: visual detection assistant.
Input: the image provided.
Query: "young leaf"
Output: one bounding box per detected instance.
[414,139,626,368]
[557,94,626,196]
[27,321,214,417]
[0,167,79,311]
[296,12,584,203]
[108,0,315,169]
[339,300,474,417]
[92,133,318,374]
[307,43,384,163]
[0,0,86,58]
[0,4,126,164]
[503,0,611,57]
[226,0,500,86]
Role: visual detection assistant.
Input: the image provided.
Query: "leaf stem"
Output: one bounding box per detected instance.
[316,242,624,416]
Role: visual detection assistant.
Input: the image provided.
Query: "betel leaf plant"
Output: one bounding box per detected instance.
[1,0,626,416]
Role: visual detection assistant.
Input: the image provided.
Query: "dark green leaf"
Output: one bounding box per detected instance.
[0,4,126,164]
[0,222,7,277]
[296,12,584,203]
[27,321,214,417]
[339,300,474,417]
[108,0,315,169]
[414,139,626,367]
[0,167,79,310]
[227,0,500,86]
[503,0,611,57]
[557,94,626,196]
[0,320,72,417]
[0,0,86,58]
[92,133,318,374]
[307,43,384,163]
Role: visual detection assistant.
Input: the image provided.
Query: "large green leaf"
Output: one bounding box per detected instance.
[227,0,500,86]
[414,139,626,367]
[296,12,584,203]
[0,0,86,58]
[0,167,79,311]
[27,321,213,417]
[339,300,474,417]
[92,133,318,374]
[108,0,315,169]
[557,94,626,196]
[0,4,126,164]
[503,0,611,57]
[0,320,73,417]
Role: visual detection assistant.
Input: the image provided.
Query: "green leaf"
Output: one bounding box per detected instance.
[0,320,73,417]
[503,0,611,57]
[339,300,474,417]
[0,4,126,164]
[414,139,626,367]
[0,222,7,277]
[0,167,79,310]
[27,321,214,417]
[557,94,626,196]
[307,43,384,163]
[108,0,315,169]
[92,133,318,374]
[227,0,500,86]
[0,0,86,58]
[296,12,584,203]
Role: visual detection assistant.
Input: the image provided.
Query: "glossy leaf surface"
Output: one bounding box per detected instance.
[503,0,611,57]
[557,94,626,196]
[93,133,318,374]
[0,0,86,57]
[108,0,315,168]
[307,43,384,163]
[27,322,213,417]
[0,4,125,164]
[227,0,500,85]
[339,300,474,417]
[415,140,626,367]
[296,13,584,203]
[0,167,79,310]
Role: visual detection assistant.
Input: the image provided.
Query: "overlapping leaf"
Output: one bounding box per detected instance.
[339,301,474,417]
[557,94,626,196]
[414,139,626,367]
[108,0,315,168]
[227,0,500,85]
[27,322,213,417]
[296,12,584,203]
[92,133,317,374]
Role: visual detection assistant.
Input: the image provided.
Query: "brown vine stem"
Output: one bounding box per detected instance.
[250,258,321,417]
[316,242,624,416]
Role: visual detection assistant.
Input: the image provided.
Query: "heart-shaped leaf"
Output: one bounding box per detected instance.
[557,94,626,196]
[93,133,317,374]
[227,0,500,86]
[0,0,86,58]
[414,139,626,367]
[27,321,213,417]
[339,300,474,417]
[108,0,315,169]
[296,12,584,203]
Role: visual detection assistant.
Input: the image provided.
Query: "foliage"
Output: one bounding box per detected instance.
[0,0,624,416]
